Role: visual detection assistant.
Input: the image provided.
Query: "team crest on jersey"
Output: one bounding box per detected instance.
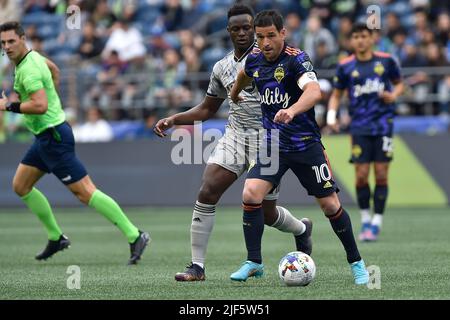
[274,67,285,83]
[374,62,385,76]
[253,70,259,78]
[351,70,360,78]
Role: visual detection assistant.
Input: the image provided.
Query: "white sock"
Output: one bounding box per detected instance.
[372,213,383,227]
[191,201,216,266]
[193,262,204,269]
[360,209,372,224]
[271,206,306,236]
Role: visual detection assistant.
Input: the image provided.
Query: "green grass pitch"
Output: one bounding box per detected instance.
[0,207,449,300]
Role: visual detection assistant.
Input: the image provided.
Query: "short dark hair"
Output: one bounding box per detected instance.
[0,21,25,37]
[254,10,284,32]
[350,22,373,36]
[227,3,254,20]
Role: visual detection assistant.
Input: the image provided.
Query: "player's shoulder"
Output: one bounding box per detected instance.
[211,51,234,74]
[247,46,262,61]
[338,54,356,66]
[373,51,397,64]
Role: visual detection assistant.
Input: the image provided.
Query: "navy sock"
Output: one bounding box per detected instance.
[356,184,371,210]
[374,184,388,214]
[328,207,361,264]
[243,203,264,264]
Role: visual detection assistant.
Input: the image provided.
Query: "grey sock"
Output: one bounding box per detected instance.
[191,201,216,265]
[271,206,306,236]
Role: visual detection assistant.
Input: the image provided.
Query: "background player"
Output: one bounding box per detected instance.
[154,4,312,281]
[327,23,404,241]
[0,21,150,265]
[230,10,368,285]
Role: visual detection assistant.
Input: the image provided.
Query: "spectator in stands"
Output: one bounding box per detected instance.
[74,107,114,143]
[385,12,401,41]
[160,0,184,32]
[436,11,449,47]
[30,35,44,54]
[285,12,303,48]
[0,0,21,23]
[336,15,352,52]
[134,110,158,139]
[315,39,338,69]
[102,18,146,64]
[153,48,191,112]
[91,0,117,38]
[303,15,336,63]
[77,20,104,60]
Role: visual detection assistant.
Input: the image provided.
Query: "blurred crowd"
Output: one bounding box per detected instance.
[0,0,449,143]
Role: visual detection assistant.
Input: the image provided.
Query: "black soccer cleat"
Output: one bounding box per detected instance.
[128,231,151,265]
[175,263,205,281]
[295,218,313,256]
[35,234,71,261]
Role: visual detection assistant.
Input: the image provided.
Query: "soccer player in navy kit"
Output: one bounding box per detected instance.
[230,10,368,285]
[327,23,404,241]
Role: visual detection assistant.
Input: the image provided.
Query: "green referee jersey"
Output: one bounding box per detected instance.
[13,50,65,135]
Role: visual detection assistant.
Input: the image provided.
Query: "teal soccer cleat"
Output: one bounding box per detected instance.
[230,261,264,282]
[350,259,369,285]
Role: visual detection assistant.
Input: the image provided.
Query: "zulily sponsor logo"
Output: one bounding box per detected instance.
[353,78,385,98]
[261,87,291,108]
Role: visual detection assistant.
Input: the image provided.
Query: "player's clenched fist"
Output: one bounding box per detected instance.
[154,117,174,137]
[274,109,295,124]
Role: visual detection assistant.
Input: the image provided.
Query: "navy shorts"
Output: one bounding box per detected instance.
[247,142,339,198]
[21,121,88,185]
[350,135,393,163]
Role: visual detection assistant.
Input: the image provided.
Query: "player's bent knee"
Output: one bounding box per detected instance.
[197,184,221,205]
[318,196,341,217]
[12,180,31,197]
[243,186,265,204]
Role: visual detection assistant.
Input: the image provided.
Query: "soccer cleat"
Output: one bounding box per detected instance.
[230,261,264,282]
[358,222,371,241]
[175,263,205,281]
[364,225,380,242]
[350,259,369,285]
[128,230,151,265]
[294,218,313,255]
[35,234,71,260]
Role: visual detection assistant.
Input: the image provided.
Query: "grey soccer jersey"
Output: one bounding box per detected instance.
[206,45,262,130]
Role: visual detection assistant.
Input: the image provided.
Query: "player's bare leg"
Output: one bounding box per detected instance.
[366,162,390,240]
[355,163,371,240]
[13,164,69,260]
[317,192,368,284]
[262,200,311,255]
[67,175,150,265]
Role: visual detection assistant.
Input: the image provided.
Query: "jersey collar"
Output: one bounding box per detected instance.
[16,49,33,67]
[234,42,256,62]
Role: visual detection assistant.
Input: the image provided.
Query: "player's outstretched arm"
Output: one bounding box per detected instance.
[230,69,252,104]
[45,58,61,90]
[153,96,224,137]
[326,88,344,131]
[0,89,48,114]
[274,81,322,124]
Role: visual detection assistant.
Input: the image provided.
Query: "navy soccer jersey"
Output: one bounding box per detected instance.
[244,44,321,152]
[333,52,401,136]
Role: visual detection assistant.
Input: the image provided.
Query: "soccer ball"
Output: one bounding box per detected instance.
[278,251,316,286]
